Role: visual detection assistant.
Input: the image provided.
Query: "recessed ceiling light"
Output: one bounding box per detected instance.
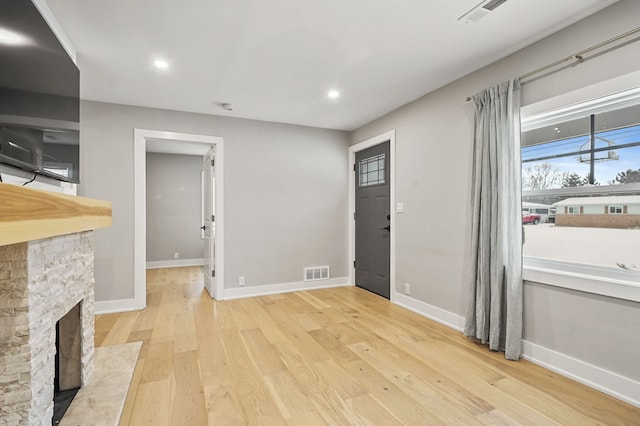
[0,27,28,46]
[328,90,340,99]
[153,59,169,69]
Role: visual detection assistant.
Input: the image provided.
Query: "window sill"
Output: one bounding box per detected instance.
[523,257,640,302]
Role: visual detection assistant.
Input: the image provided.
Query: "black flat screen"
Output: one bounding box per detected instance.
[0,0,80,183]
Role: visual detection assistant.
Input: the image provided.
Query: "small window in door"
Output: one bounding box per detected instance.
[359,153,385,187]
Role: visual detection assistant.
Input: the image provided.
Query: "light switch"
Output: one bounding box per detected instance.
[396,202,404,213]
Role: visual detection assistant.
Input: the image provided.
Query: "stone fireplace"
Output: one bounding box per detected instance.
[0,232,95,425]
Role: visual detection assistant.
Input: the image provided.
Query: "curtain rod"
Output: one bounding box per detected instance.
[465,26,640,102]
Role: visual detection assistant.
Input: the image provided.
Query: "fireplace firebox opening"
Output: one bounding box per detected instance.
[53,302,82,424]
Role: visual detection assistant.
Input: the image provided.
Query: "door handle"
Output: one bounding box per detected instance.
[200,225,207,230]
[380,225,390,231]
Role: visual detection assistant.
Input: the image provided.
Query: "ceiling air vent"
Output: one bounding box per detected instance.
[458,0,508,23]
[483,0,508,11]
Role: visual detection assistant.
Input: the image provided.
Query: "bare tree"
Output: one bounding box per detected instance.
[523,163,562,190]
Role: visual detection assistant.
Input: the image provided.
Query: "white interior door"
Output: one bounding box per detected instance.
[202,146,216,296]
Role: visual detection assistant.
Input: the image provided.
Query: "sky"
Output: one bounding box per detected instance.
[522,123,640,186]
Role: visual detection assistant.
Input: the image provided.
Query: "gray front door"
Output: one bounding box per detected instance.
[355,141,390,299]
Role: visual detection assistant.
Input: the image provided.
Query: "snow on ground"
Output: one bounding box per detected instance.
[523,223,640,271]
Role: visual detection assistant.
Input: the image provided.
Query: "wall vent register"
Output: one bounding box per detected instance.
[304,266,330,281]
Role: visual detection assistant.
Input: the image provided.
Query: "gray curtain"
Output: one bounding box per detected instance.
[464,79,523,360]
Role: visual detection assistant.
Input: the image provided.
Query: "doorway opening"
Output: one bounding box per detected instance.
[349,130,396,301]
[134,129,225,309]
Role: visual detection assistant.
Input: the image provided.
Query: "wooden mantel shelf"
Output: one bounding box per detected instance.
[0,183,112,246]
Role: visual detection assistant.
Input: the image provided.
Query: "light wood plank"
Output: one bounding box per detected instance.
[204,383,246,426]
[173,304,198,353]
[263,370,316,418]
[119,358,145,426]
[99,311,138,346]
[128,377,171,425]
[149,288,177,344]
[346,393,404,425]
[94,268,640,425]
[170,350,207,425]
[221,325,286,424]
[284,410,328,426]
[272,341,359,425]
[348,340,485,424]
[341,359,445,425]
[140,341,174,384]
[239,297,288,343]
[312,359,368,400]
[241,328,287,375]
[194,300,230,387]
[93,313,119,347]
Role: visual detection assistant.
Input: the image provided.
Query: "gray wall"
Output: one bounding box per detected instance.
[80,101,350,301]
[351,0,640,380]
[524,282,640,381]
[146,152,203,262]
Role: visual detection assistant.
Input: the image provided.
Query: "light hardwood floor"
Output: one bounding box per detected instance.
[95,267,640,425]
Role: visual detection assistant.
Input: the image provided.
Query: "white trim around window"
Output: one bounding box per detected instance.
[523,258,640,302]
[608,205,624,214]
[521,71,640,303]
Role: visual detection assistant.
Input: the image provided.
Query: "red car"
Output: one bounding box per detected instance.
[522,212,541,225]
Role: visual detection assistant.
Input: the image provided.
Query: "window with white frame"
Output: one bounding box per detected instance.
[520,88,640,284]
[608,205,624,214]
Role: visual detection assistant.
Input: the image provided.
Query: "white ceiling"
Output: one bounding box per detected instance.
[45,0,617,131]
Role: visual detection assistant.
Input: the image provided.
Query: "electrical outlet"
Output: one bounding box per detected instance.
[238,276,245,286]
[404,283,411,295]
[174,252,179,259]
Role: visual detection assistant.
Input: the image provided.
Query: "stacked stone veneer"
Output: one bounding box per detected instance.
[0,232,95,425]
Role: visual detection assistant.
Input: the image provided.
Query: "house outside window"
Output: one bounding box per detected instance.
[567,206,580,214]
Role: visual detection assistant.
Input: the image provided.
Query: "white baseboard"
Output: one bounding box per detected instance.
[522,340,640,408]
[392,292,465,331]
[146,258,205,269]
[389,293,639,408]
[223,277,352,300]
[94,298,139,315]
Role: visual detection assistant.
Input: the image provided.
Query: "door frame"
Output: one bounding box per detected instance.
[348,130,396,301]
[134,129,225,309]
